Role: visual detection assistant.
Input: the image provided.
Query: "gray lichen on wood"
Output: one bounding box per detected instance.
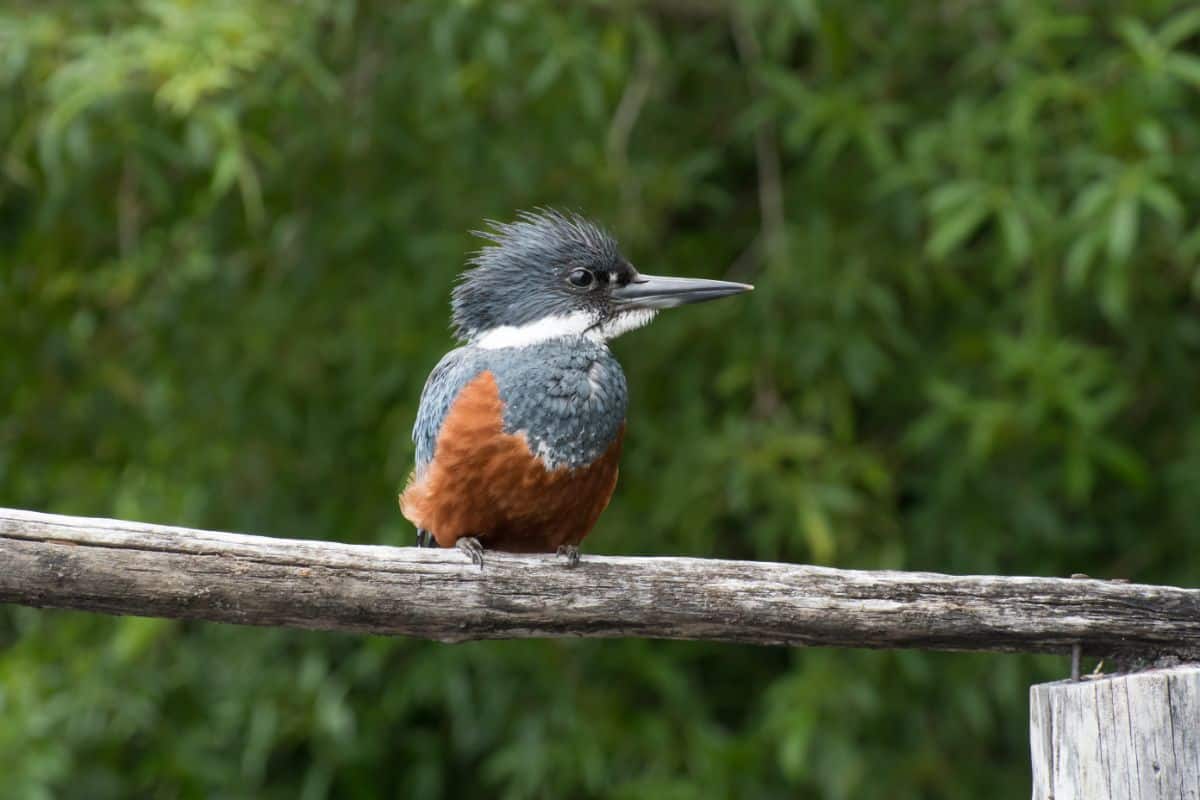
[1,507,1199,658]
[1030,666,1200,800]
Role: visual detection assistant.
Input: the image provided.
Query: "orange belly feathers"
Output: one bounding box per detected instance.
[400,371,623,553]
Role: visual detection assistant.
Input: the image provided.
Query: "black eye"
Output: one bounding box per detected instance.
[567,269,594,288]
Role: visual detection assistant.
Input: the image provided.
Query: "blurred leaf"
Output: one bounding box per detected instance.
[1107,197,1138,264]
[927,198,989,261]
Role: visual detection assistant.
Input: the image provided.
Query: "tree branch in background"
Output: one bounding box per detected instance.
[607,47,658,223]
[730,8,786,267]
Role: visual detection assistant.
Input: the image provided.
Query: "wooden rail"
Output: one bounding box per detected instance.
[2,507,1198,659]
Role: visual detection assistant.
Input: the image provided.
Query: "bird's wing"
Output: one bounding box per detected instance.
[411,347,485,477]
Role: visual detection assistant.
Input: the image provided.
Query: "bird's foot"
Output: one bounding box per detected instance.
[456,536,484,569]
[556,544,581,569]
[415,528,434,548]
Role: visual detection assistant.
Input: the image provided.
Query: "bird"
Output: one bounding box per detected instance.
[399,209,752,567]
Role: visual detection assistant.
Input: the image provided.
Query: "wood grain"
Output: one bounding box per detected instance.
[2,507,1199,657]
[1030,666,1200,799]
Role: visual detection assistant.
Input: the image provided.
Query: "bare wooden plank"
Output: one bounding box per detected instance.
[1030,666,1200,800]
[1,506,1199,656]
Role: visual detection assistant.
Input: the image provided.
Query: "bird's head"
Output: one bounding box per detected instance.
[451,209,753,348]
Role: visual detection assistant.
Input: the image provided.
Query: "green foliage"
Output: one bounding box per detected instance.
[2,1,1199,797]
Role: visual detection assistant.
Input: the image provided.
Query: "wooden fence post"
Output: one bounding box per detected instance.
[1030,664,1200,799]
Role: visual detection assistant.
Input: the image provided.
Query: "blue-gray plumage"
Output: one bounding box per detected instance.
[400,209,752,566]
[412,338,627,476]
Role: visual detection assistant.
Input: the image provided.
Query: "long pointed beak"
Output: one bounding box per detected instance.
[611,273,754,310]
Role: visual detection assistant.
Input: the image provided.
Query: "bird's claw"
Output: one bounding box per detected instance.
[415,528,434,548]
[457,536,484,569]
[556,544,581,569]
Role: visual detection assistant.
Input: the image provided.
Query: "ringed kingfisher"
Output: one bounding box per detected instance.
[400,209,752,567]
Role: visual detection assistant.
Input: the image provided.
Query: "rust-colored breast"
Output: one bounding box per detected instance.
[400,371,623,552]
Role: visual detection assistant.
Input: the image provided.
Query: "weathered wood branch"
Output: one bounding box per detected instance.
[2,507,1198,657]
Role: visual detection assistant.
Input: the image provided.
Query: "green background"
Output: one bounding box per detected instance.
[3,1,1199,797]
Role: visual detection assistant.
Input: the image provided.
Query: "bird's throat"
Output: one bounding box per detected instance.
[472,309,656,349]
